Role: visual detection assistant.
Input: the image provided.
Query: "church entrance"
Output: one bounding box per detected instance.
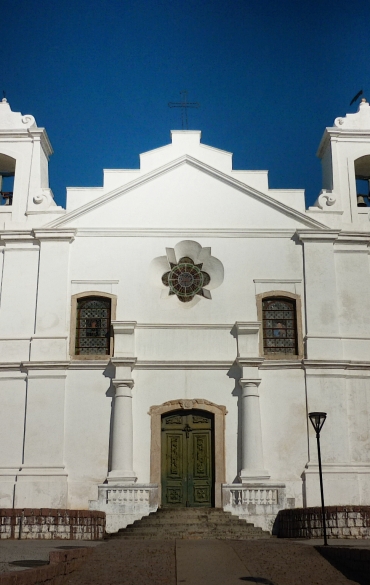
[161,410,214,507]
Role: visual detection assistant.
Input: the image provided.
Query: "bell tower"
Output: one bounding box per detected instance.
[0,98,62,227]
[316,98,370,224]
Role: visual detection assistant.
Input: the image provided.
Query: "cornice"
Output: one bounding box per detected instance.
[236,357,264,367]
[134,360,233,370]
[73,228,298,238]
[32,228,76,242]
[135,323,233,330]
[0,128,53,157]
[44,155,328,230]
[21,361,70,371]
[303,359,370,370]
[259,360,303,370]
[297,230,340,242]
[110,357,137,368]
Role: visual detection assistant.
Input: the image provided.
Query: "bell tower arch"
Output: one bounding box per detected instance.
[316,98,370,223]
[0,98,62,225]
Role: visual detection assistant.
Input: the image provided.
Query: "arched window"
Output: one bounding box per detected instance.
[262,297,298,355]
[75,296,111,355]
[0,153,16,206]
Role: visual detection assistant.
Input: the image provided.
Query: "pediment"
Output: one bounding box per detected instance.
[45,155,328,231]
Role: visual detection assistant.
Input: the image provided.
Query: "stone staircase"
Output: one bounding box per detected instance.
[113,507,271,540]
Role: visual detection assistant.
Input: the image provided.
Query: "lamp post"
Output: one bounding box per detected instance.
[308,411,328,546]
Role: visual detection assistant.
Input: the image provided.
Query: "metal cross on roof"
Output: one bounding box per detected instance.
[168,90,200,130]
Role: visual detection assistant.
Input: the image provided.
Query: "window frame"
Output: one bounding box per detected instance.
[70,292,117,360]
[256,291,303,360]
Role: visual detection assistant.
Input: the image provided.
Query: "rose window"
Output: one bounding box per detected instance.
[162,257,211,302]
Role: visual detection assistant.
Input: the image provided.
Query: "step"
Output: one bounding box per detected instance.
[117,533,271,540]
[113,507,271,540]
[131,517,254,527]
[122,526,265,535]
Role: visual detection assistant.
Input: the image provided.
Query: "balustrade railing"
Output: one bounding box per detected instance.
[222,483,286,512]
[230,487,278,506]
[105,487,151,506]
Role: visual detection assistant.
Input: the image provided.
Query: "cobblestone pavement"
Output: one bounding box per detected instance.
[64,538,365,585]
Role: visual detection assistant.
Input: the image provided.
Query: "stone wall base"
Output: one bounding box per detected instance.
[0,509,105,540]
[277,506,370,539]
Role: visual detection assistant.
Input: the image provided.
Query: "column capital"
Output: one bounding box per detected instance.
[240,378,261,387]
[112,378,134,391]
[240,379,261,397]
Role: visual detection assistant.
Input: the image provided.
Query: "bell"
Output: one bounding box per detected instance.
[357,195,367,207]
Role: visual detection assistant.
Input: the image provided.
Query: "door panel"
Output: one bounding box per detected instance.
[161,410,214,507]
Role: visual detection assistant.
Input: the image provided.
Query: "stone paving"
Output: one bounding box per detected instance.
[0,540,100,574]
[62,538,367,585]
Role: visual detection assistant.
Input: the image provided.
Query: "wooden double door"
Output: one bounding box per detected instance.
[161,409,214,507]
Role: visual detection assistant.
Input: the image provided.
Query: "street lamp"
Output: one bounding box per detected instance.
[308,411,328,546]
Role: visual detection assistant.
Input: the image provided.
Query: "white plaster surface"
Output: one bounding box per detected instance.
[0,100,370,532]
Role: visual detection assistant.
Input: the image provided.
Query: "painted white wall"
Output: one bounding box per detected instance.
[0,102,370,525]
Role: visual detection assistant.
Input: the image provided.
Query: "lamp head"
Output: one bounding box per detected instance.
[309,412,327,434]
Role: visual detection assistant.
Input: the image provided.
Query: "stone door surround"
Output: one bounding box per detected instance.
[149,399,227,508]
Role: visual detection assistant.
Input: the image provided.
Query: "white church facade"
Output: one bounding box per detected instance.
[1,97,370,533]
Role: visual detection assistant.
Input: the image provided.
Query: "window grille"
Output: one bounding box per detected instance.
[262,298,297,355]
[75,297,111,355]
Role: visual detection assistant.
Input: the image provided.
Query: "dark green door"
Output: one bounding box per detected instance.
[161,410,214,507]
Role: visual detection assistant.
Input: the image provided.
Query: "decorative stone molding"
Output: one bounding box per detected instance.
[111,321,136,358]
[149,399,226,508]
[334,99,370,129]
[149,240,224,308]
[316,190,336,209]
[154,398,228,415]
[234,322,261,358]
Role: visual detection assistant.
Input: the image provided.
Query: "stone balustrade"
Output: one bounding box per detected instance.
[222,483,287,533]
[89,484,159,533]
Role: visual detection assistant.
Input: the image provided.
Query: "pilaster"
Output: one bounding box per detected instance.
[298,231,342,360]
[0,234,39,361]
[31,230,75,361]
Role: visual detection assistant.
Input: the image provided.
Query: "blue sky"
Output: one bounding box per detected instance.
[3,0,370,208]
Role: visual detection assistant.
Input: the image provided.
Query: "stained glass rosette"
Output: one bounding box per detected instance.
[162,257,211,303]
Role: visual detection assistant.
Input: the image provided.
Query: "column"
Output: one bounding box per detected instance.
[107,379,137,484]
[240,379,269,482]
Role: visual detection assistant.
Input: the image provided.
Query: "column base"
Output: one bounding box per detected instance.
[107,470,137,484]
[240,469,270,482]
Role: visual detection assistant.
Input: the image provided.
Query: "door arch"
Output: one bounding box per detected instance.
[149,399,227,508]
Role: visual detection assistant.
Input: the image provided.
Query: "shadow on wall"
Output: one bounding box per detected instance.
[104,363,116,478]
[228,360,243,483]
